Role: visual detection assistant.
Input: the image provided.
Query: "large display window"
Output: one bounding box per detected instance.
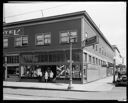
[56,64,81,79]
[7,66,19,76]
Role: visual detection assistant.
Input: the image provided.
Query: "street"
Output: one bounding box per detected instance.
[3,86,126,101]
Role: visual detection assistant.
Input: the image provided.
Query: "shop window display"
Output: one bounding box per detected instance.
[7,66,19,76]
[56,64,81,79]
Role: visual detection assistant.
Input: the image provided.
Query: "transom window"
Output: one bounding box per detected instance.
[60,30,77,43]
[35,33,51,45]
[3,38,8,48]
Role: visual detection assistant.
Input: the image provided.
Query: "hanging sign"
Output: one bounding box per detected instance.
[82,35,99,48]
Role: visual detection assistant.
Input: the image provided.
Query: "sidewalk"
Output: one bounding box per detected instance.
[3,76,116,92]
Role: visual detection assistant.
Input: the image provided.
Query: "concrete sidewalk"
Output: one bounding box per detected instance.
[3,76,116,92]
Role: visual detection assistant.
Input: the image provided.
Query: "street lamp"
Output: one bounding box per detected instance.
[67,31,73,90]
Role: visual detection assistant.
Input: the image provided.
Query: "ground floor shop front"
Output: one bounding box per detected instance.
[3,49,114,84]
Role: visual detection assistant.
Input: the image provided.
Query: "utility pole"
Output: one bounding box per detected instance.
[67,32,73,90]
[5,56,7,80]
[113,58,116,83]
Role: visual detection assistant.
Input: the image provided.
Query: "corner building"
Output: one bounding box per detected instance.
[3,11,114,83]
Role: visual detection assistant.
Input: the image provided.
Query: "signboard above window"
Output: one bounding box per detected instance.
[3,27,24,36]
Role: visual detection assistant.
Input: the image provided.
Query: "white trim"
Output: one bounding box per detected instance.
[6,63,19,66]
[5,54,19,56]
[4,16,83,29]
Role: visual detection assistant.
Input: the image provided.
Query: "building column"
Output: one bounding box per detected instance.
[19,54,21,81]
[4,56,7,80]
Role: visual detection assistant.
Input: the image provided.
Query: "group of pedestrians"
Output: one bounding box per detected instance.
[38,70,54,82]
[44,70,54,82]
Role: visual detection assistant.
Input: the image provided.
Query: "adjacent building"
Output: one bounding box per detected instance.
[3,11,115,84]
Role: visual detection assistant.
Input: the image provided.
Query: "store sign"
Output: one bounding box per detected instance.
[82,36,99,47]
[3,27,24,36]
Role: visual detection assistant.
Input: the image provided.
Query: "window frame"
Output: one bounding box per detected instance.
[14,35,28,47]
[14,36,22,47]
[35,32,51,46]
[3,37,8,48]
[22,35,28,46]
[59,30,78,44]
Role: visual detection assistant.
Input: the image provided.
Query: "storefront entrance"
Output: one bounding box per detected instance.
[6,66,20,81]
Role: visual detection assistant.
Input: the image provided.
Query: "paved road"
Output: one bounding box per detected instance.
[3,86,126,101]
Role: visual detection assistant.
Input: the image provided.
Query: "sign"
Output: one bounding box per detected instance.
[82,36,99,47]
[67,60,74,63]
[3,27,24,36]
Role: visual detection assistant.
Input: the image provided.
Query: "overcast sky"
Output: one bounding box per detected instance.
[3,2,126,64]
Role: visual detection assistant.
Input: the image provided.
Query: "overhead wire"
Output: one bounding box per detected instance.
[4,3,70,19]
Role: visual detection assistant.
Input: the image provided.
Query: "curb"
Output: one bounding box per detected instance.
[3,85,96,92]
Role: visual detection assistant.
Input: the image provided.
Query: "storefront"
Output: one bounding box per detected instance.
[4,54,20,81]
[19,49,82,83]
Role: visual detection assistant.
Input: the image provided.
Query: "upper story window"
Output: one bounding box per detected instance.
[93,57,95,64]
[84,53,87,62]
[96,58,98,65]
[99,48,101,53]
[3,38,8,48]
[93,44,95,49]
[89,55,91,63]
[44,33,51,45]
[22,35,28,46]
[15,36,22,47]
[95,45,98,51]
[35,33,51,46]
[60,30,77,44]
[15,35,28,47]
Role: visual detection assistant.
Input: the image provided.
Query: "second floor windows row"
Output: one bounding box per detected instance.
[3,30,78,48]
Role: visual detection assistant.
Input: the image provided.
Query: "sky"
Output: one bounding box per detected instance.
[3,2,126,64]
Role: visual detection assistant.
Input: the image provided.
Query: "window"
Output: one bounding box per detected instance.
[36,33,51,45]
[15,36,22,47]
[60,30,77,43]
[15,35,28,47]
[101,60,102,66]
[22,35,28,46]
[93,57,95,64]
[7,66,19,76]
[99,48,101,53]
[3,38,8,48]
[44,33,51,45]
[93,44,95,49]
[89,55,91,63]
[95,45,98,51]
[99,59,100,65]
[84,53,87,62]
[7,56,19,63]
[36,34,44,45]
[96,58,98,65]
[70,31,77,43]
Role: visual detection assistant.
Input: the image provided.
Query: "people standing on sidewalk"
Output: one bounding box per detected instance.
[45,71,48,83]
[37,67,42,82]
[49,70,54,82]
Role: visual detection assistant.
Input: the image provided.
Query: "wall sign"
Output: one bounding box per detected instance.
[3,27,24,36]
[82,35,99,48]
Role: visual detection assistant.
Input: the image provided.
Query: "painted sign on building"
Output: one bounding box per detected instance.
[3,27,24,36]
